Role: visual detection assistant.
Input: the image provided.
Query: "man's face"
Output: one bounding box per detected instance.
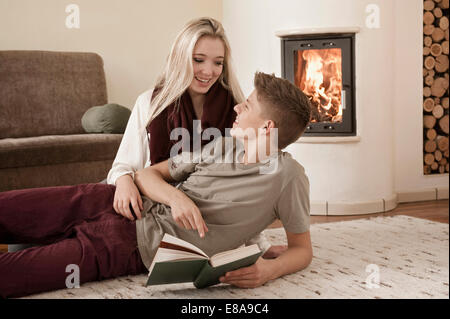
[230,90,267,140]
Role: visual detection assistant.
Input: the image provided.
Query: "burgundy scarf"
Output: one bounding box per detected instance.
[146,81,237,165]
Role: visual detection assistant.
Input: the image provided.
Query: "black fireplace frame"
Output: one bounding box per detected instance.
[281,33,356,136]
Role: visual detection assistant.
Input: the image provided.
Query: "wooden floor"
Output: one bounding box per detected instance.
[268,199,449,228]
[0,199,448,253]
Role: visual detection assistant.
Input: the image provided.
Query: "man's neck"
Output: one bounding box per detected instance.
[241,138,280,165]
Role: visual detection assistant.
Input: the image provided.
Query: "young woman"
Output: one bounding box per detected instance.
[108,17,244,220]
[107,17,285,257]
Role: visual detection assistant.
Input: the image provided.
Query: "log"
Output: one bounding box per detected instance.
[442,40,449,55]
[440,16,449,30]
[424,46,431,56]
[434,97,440,104]
[439,0,449,9]
[424,55,435,69]
[442,97,449,109]
[446,28,449,41]
[424,153,435,165]
[439,165,445,173]
[428,69,436,77]
[425,139,437,152]
[424,115,437,128]
[446,163,449,172]
[435,149,443,161]
[424,165,432,174]
[432,162,439,170]
[427,128,438,140]
[425,75,434,86]
[445,149,449,157]
[433,7,443,18]
[424,36,433,47]
[431,43,442,56]
[424,97,435,112]
[424,0,436,10]
[431,77,448,97]
[436,135,449,151]
[439,114,449,134]
[432,104,444,118]
[432,27,445,42]
[424,11,435,25]
[439,157,448,165]
[424,86,432,97]
[424,24,435,36]
[435,55,449,73]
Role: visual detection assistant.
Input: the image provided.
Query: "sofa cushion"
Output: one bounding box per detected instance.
[0,134,123,169]
[0,51,108,139]
[82,103,131,134]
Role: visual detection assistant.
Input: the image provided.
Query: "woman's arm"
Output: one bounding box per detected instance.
[107,90,153,219]
[134,161,209,238]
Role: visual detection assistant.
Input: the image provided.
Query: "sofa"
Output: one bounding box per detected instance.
[0,51,125,253]
[0,50,123,192]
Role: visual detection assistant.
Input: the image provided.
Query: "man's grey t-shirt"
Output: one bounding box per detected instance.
[135,137,310,269]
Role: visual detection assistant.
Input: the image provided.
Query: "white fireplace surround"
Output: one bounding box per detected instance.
[223,0,449,215]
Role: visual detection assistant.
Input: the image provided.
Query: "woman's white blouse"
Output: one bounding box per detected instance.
[106,89,154,185]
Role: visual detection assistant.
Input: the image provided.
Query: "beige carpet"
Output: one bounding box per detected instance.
[23,215,449,299]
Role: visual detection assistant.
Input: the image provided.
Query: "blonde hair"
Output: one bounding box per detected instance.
[145,17,244,129]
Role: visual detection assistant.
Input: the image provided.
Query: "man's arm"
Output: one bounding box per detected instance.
[219,230,313,288]
[134,160,208,238]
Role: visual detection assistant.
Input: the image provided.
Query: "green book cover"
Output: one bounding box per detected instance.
[146,259,207,286]
[145,234,262,288]
[193,251,263,289]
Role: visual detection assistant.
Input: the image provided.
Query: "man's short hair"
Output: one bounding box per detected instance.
[254,72,312,149]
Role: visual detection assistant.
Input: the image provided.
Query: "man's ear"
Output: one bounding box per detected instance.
[264,120,276,134]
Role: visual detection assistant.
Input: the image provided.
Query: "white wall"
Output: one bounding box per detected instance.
[393,0,449,192]
[0,0,222,109]
[223,0,447,205]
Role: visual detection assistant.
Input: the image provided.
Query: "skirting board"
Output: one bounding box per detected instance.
[310,187,448,216]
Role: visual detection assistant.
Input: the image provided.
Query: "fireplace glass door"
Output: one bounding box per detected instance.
[282,34,355,136]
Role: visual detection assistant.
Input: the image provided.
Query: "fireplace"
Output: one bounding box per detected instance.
[281,33,356,136]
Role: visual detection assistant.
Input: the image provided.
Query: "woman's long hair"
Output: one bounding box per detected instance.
[144,17,244,129]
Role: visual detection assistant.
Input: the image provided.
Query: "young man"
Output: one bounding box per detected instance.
[134,72,313,288]
[0,72,312,297]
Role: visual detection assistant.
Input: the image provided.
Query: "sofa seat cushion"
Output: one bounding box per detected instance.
[0,134,123,169]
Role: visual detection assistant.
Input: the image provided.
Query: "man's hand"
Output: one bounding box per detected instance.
[262,245,288,259]
[218,257,274,288]
[113,174,143,220]
[169,192,209,238]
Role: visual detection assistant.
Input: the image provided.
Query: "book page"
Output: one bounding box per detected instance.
[161,233,208,258]
[148,248,207,275]
[210,244,261,267]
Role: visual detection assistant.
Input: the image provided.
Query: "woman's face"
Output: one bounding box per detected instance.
[188,36,225,96]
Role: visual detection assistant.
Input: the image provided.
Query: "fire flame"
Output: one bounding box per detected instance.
[295,48,343,123]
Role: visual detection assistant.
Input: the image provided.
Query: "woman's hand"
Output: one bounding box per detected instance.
[219,257,275,288]
[113,174,143,220]
[169,192,208,238]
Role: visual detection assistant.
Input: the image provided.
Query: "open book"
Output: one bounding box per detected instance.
[146,233,262,288]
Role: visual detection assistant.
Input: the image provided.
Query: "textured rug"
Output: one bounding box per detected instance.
[23,215,449,299]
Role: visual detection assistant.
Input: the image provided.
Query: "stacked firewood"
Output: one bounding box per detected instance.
[423,0,449,175]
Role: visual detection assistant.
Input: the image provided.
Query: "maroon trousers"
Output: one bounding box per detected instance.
[0,183,147,298]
